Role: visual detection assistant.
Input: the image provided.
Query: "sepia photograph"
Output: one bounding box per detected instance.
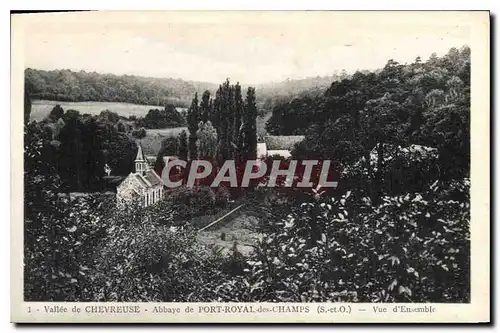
[10,10,490,323]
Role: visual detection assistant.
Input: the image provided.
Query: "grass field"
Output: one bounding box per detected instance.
[30,100,164,122]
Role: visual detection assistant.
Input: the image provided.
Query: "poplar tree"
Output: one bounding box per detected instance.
[196,121,218,159]
[178,130,188,161]
[187,93,200,160]
[200,90,211,123]
[233,82,244,161]
[241,87,258,160]
[188,79,256,162]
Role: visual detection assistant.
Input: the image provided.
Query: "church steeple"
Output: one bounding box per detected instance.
[135,144,148,175]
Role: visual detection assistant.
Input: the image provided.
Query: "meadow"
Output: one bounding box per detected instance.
[30,100,164,122]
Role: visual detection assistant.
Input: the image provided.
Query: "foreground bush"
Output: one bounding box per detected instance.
[24,178,470,302]
[163,186,218,219]
[230,179,470,302]
[24,195,113,301]
[91,223,228,301]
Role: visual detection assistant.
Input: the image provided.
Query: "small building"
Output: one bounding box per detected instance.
[257,135,305,159]
[116,144,164,207]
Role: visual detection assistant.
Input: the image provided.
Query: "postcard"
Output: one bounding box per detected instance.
[11,10,490,323]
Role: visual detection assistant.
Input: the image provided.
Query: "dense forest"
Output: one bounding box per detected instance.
[254,73,349,116]
[24,68,218,107]
[267,46,470,183]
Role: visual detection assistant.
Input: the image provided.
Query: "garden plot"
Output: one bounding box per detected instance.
[197,214,262,256]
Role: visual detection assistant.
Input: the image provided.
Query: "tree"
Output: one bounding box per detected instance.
[196,121,218,159]
[233,83,244,160]
[55,110,106,191]
[80,117,105,190]
[360,95,410,202]
[200,90,211,123]
[178,130,188,161]
[165,104,186,127]
[102,132,136,177]
[214,80,231,160]
[116,121,127,133]
[48,105,65,121]
[241,87,258,160]
[187,93,200,160]
[132,127,147,139]
[99,110,120,123]
[154,136,180,174]
[420,89,470,180]
[143,109,166,129]
[24,121,61,219]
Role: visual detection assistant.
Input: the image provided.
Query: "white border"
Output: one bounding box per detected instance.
[3,3,496,332]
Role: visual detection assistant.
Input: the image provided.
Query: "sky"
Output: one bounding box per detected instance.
[18,11,473,85]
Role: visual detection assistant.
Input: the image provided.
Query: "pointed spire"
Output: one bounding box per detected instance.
[135,143,147,174]
[135,144,145,161]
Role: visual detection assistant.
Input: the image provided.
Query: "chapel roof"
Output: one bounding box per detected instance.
[143,170,162,186]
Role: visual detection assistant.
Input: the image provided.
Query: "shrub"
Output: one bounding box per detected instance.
[232,179,470,302]
[24,195,114,301]
[342,143,441,197]
[164,186,217,219]
[91,223,221,301]
[131,127,147,139]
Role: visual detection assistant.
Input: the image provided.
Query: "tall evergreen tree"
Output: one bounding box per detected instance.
[219,80,231,160]
[178,130,189,161]
[187,93,200,160]
[210,79,246,161]
[196,121,218,159]
[241,87,258,160]
[200,90,211,123]
[211,88,221,132]
[226,82,235,159]
[233,83,244,161]
[81,117,105,190]
[154,136,179,175]
[186,80,254,162]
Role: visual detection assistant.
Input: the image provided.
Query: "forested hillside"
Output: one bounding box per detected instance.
[254,73,348,116]
[25,68,344,116]
[24,68,218,107]
[267,46,470,181]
